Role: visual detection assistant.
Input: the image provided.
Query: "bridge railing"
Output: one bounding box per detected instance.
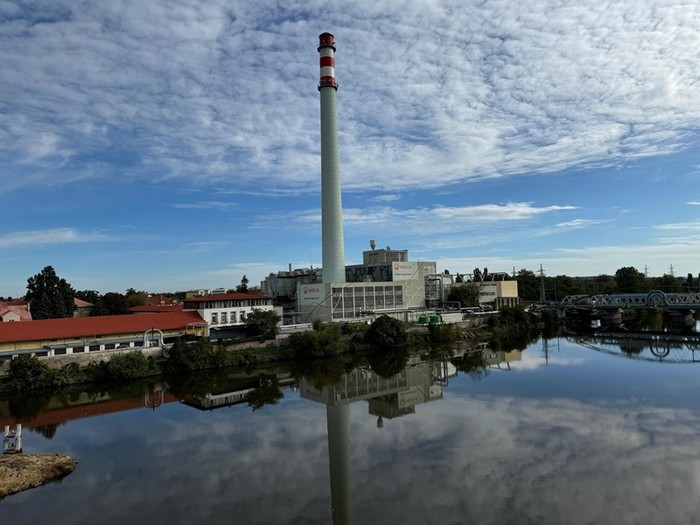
[561,290,700,309]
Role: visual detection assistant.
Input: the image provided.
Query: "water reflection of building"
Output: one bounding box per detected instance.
[0,387,177,440]
[300,355,458,525]
[179,374,297,411]
[300,356,456,413]
[482,349,522,370]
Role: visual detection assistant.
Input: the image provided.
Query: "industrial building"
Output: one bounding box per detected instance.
[296,243,435,322]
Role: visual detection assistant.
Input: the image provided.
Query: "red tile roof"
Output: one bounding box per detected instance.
[0,311,206,344]
[146,294,180,306]
[129,305,184,313]
[184,293,271,303]
[0,302,32,321]
[74,298,94,308]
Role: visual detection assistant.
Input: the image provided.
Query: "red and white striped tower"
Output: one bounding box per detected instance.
[318,32,346,285]
[318,32,351,525]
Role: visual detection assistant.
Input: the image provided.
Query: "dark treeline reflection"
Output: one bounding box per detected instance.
[5,323,697,440]
[0,341,502,434]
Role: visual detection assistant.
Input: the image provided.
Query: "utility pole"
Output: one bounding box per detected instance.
[669,264,675,277]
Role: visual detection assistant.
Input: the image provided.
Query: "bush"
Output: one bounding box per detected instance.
[288,321,345,359]
[427,321,461,343]
[365,315,407,348]
[5,354,56,391]
[54,362,86,386]
[105,351,156,381]
[163,338,223,372]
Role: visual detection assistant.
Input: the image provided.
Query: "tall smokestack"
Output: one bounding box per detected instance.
[318,32,346,284]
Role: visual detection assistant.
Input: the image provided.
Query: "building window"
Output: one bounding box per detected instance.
[240,311,246,322]
[230,311,237,324]
[211,313,218,324]
[221,312,228,324]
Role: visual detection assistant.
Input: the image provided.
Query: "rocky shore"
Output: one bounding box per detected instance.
[0,453,77,499]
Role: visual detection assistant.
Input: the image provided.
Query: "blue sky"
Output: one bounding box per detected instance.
[1,0,699,296]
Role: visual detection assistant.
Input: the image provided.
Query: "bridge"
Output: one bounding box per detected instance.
[561,290,700,310]
[571,335,700,364]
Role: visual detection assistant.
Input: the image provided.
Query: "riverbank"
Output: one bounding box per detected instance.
[0,453,77,498]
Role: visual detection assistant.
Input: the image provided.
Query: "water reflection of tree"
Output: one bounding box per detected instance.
[619,339,648,355]
[31,423,60,440]
[451,349,490,382]
[245,377,284,411]
[367,346,410,379]
[6,391,53,422]
[288,353,360,391]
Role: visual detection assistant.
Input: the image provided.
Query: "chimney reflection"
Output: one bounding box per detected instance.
[301,355,459,524]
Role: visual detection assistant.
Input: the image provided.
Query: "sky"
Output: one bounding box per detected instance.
[1,0,699,296]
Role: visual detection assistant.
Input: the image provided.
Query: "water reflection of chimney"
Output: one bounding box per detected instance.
[326,404,351,525]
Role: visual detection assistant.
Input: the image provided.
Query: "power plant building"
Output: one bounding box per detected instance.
[296,243,432,323]
[296,35,433,323]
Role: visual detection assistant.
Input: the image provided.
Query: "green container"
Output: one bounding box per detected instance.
[429,314,442,324]
[418,316,429,325]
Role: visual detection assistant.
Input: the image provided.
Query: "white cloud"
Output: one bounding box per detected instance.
[653,221,700,231]
[0,228,108,248]
[169,201,236,210]
[1,0,699,194]
[555,218,607,229]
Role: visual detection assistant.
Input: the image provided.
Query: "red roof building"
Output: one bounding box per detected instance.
[0,311,207,353]
[0,298,32,322]
[181,293,276,330]
[146,294,181,307]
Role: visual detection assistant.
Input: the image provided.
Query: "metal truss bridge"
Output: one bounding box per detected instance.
[570,335,700,364]
[561,290,700,310]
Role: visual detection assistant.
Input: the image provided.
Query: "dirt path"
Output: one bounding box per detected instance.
[0,453,77,499]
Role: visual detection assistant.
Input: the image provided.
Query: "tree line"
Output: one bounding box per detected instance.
[514,266,700,302]
[19,264,699,320]
[22,266,255,320]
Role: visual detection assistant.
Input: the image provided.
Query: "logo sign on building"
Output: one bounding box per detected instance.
[297,284,325,307]
[392,262,418,281]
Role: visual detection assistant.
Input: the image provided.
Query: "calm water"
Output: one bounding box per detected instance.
[3,335,700,524]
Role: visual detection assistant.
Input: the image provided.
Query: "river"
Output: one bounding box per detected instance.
[3,335,700,524]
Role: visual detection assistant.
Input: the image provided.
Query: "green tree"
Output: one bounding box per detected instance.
[25,265,76,319]
[75,289,100,305]
[236,275,249,293]
[5,354,56,391]
[592,274,617,295]
[101,292,128,315]
[365,315,407,348]
[551,275,586,299]
[614,266,648,293]
[288,321,344,358]
[652,274,681,293]
[125,288,149,309]
[516,269,539,302]
[447,283,480,307]
[245,309,281,340]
